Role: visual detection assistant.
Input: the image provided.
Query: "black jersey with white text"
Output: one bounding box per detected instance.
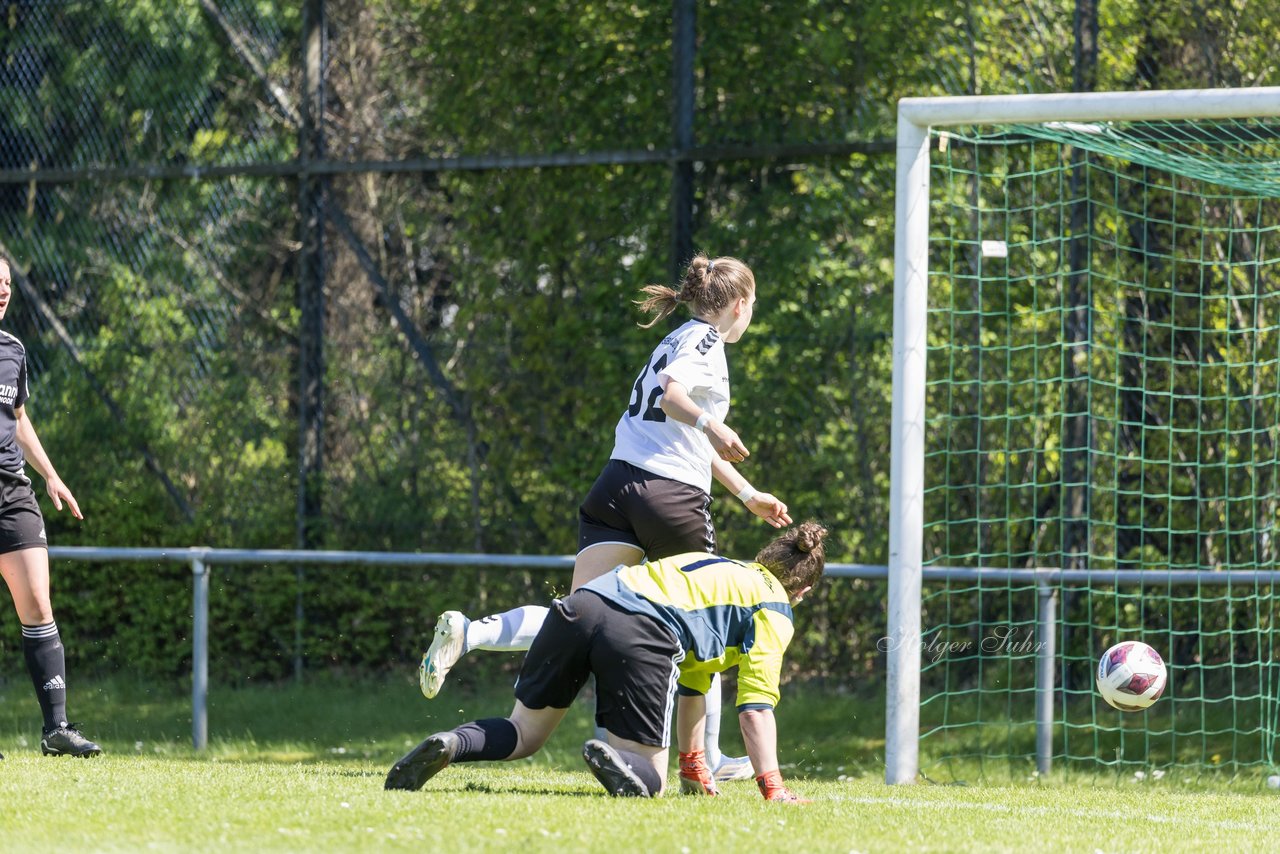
[0,330,31,475]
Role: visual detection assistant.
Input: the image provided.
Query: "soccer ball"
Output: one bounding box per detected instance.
[1096,641,1167,712]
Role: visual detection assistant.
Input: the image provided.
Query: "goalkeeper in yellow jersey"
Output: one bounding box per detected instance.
[385,522,827,802]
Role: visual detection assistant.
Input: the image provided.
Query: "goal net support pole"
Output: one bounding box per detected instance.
[886,86,1280,786]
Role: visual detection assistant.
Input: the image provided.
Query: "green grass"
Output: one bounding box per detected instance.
[1,676,1278,851]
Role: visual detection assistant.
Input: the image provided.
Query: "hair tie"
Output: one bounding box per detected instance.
[706,260,716,273]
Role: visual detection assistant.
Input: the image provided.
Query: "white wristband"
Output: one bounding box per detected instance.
[736,484,758,504]
[694,412,712,433]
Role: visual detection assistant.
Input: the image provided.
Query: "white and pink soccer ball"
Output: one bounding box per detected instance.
[1096,640,1167,712]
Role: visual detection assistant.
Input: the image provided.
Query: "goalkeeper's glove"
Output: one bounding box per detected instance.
[678,749,721,795]
[756,769,810,803]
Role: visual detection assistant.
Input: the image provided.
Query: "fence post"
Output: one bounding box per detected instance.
[669,0,695,278]
[191,553,209,751]
[1035,579,1058,776]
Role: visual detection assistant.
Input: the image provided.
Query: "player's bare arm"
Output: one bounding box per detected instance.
[13,405,82,519]
[660,379,749,462]
[711,458,792,528]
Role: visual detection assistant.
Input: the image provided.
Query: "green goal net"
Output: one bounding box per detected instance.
[920,115,1280,781]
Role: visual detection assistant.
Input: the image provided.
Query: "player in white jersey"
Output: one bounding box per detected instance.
[610,315,736,496]
[420,254,790,782]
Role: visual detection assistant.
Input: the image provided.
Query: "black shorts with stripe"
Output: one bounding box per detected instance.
[0,472,45,555]
[578,459,715,559]
[514,589,683,747]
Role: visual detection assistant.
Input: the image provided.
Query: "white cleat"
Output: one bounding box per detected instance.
[712,753,756,782]
[419,611,468,699]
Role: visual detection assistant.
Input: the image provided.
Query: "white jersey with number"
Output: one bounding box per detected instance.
[611,318,729,493]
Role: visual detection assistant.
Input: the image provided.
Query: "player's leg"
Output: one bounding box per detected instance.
[572,541,643,739]
[419,603,550,699]
[384,702,568,791]
[574,463,649,735]
[583,734,667,797]
[420,462,645,700]
[572,543,644,740]
[0,543,100,757]
[593,462,722,761]
[574,460,647,590]
[583,591,682,797]
[703,671,752,780]
[630,479,751,780]
[391,597,597,791]
[425,531,638,693]
[570,541,643,592]
[703,671,724,768]
[461,605,550,651]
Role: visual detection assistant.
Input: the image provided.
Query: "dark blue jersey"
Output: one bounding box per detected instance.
[0,330,31,475]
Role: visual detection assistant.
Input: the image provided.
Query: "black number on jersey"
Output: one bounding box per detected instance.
[626,353,669,422]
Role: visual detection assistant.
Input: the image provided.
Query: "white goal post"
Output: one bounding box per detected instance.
[886,86,1280,785]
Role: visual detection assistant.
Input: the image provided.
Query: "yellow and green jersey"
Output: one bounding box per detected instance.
[581,553,794,711]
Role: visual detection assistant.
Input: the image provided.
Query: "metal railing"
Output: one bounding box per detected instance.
[53,546,1268,759]
[48,545,886,749]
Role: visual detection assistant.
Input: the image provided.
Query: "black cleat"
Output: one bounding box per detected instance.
[41,724,102,757]
[385,732,459,791]
[582,739,653,797]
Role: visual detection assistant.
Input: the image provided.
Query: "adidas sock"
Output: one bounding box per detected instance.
[464,605,549,652]
[704,672,723,768]
[450,718,519,762]
[612,746,663,795]
[22,622,67,732]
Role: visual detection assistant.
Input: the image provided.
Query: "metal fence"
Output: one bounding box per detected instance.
[52,544,1271,761]
[48,545,884,749]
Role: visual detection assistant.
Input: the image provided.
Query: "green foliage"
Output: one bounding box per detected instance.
[2,0,1277,685]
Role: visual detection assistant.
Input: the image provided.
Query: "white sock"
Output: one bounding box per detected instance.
[463,605,549,652]
[704,672,723,768]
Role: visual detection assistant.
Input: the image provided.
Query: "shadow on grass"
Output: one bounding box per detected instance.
[460,782,599,797]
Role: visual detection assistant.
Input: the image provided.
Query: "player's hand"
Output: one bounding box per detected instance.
[46,475,83,520]
[745,492,791,528]
[704,420,750,463]
[756,769,810,804]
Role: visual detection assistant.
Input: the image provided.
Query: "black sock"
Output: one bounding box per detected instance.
[22,622,67,732]
[613,746,663,794]
[450,718,519,762]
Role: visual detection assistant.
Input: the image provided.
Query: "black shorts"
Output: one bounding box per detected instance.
[578,459,715,558]
[514,589,684,747]
[0,474,46,555]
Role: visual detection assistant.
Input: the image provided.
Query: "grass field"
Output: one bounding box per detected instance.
[1,674,1278,852]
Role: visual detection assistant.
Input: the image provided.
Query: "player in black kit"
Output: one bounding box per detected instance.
[0,257,100,758]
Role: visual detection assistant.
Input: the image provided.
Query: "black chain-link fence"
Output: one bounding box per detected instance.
[2,0,1256,681]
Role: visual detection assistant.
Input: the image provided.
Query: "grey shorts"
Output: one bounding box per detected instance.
[578,459,715,559]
